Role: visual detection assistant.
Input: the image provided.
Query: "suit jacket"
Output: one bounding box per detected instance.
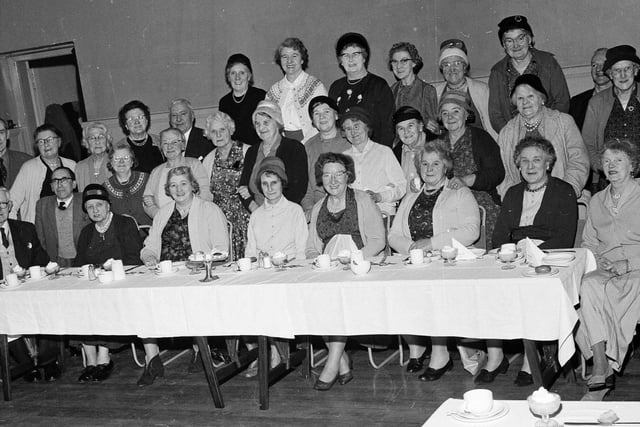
[569,88,595,131]
[1,219,49,279]
[4,149,32,188]
[492,176,577,250]
[35,194,90,262]
[184,127,213,160]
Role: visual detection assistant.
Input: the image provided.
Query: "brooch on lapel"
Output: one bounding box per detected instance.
[27,242,32,249]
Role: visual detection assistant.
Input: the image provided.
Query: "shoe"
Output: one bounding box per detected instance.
[78,366,97,382]
[210,347,231,366]
[514,370,533,386]
[244,361,258,378]
[92,360,114,382]
[23,368,42,383]
[43,361,62,381]
[419,359,453,382]
[337,371,353,385]
[313,374,338,391]
[137,355,164,387]
[587,372,616,392]
[188,351,203,374]
[474,357,509,384]
[407,357,425,373]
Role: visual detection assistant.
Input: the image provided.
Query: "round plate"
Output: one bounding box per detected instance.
[154,267,179,276]
[404,259,432,268]
[522,267,559,277]
[312,261,340,272]
[449,402,509,423]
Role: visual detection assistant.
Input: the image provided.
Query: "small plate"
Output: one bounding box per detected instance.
[449,402,509,423]
[312,261,340,272]
[404,259,432,268]
[522,267,559,277]
[154,267,179,276]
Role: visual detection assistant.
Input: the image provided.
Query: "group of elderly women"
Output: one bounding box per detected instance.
[6,14,640,402]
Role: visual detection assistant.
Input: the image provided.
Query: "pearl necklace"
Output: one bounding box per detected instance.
[523,117,542,132]
[233,91,247,104]
[525,181,547,192]
[95,212,114,238]
[347,73,366,85]
[129,136,147,147]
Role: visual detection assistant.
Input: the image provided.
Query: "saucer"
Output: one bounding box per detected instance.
[404,259,432,268]
[312,261,340,272]
[522,267,559,277]
[449,402,509,423]
[155,267,179,276]
[0,282,23,290]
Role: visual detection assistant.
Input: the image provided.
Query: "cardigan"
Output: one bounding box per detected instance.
[389,179,480,254]
[492,176,577,250]
[239,137,308,208]
[140,196,228,262]
[74,155,111,192]
[35,194,90,262]
[9,156,77,223]
[306,188,385,259]
[74,214,142,266]
[433,77,499,141]
[488,48,571,132]
[497,107,590,198]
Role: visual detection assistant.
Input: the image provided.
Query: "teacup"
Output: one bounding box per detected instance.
[5,273,20,288]
[98,271,114,284]
[409,248,424,265]
[463,389,493,415]
[350,260,371,276]
[337,250,351,265]
[158,260,173,274]
[29,266,42,280]
[500,243,516,253]
[351,250,364,264]
[314,254,331,269]
[498,251,517,262]
[237,257,252,272]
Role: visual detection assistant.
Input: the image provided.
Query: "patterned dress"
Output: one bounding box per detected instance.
[316,187,364,251]
[160,209,192,261]
[209,143,249,260]
[408,187,442,241]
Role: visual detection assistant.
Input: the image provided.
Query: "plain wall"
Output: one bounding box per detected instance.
[0,0,638,122]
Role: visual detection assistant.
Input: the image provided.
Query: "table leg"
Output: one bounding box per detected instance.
[0,334,11,401]
[258,335,269,410]
[194,336,224,408]
[523,339,543,387]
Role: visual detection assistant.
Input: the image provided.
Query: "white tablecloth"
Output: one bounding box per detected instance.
[0,250,595,366]
[423,398,640,426]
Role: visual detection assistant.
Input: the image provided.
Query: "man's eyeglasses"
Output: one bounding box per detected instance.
[50,177,73,185]
[0,202,10,210]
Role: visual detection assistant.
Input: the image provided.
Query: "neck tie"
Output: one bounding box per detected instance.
[0,158,7,187]
[58,201,66,210]
[1,227,8,249]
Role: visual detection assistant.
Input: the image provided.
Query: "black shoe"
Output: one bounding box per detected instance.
[210,347,231,366]
[92,360,114,382]
[78,366,97,382]
[43,361,62,381]
[587,373,616,392]
[514,370,533,386]
[313,374,338,391]
[137,355,164,387]
[337,370,353,385]
[407,358,424,373]
[474,357,509,384]
[419,359,453,382]
[23,368,42,383]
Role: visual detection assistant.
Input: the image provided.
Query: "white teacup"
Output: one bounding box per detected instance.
[5,273,20,288]
[158,260,173,274]
[98,271,114,284]
[351,250,364,264]
[463,389,494,415]
[237,257,252,272]
[81,264,92,279]
[29,266,42,280]
[500,243,516,253]
[315,254,331,269]
[409,248,424,265]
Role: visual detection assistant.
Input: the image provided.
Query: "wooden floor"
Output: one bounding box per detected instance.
[1,342,639,426]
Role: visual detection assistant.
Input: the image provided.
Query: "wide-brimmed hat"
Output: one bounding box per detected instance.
[82,183,110,212]
[252,100,283,127]
[510,74,548,99]
[603,44,640,72]
[498,15,533,42]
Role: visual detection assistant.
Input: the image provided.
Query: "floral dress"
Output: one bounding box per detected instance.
[160,209,191,261]
[209,143,250,260]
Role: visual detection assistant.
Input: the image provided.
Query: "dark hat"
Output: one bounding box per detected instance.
[438,90,471,112]
[510,74,548,99]
[82,183,110,213]
[603,44,640,72]
[498,15,533,42]
[439,38,468,54]
[308,95,339,119]
[336,32,370,66]
[393,106,424,127]
[255,156,287,191]
[339,106,373,128]
[225,53,253,74]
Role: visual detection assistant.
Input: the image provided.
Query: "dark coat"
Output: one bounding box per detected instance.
[74,214,142,266]
[184,127,213,160]
[1,219,49,279]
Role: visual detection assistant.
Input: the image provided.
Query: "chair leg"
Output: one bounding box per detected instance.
[1,335,12,401]
[367,336,404,369]
[131,342,145,368]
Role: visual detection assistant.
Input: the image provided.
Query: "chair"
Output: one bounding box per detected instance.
[474,206,487,249]
[574,201,588,248]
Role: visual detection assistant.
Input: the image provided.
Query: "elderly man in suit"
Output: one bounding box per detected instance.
[169,98,213,161]
[0,118,31,188]
[0,186,60,381]
[35,167,89,267]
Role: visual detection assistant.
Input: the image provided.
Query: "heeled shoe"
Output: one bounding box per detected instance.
[514,370,533,387]
[137,354,164,387]
[78,365,97,382]
[474,357,509,384]
[406,351,427,373]
[337,370,353,385]
[313,374,338,391]
[419,359,453,382]
[92,360,114,382]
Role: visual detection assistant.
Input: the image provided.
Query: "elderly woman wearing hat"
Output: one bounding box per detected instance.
[301,95,351,216]
[218,53,266,147]
[266,38,327,144]
[393,106,429,184]
[488,15,570,133]
[329,32,395,147]
[433,39,498,141]
[341,106,406,216]
[437,90,504,243]
[238,100,308,212]
[497,74,589,198]
[74,183,143,383]
[388,42,439,139]
[583,45,640,190]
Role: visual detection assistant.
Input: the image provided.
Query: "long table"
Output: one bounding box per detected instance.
[0,249,595,409]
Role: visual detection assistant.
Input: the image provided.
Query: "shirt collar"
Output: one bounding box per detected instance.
[283,71,307,88]
[56,194,74,208]
[263,195,287,211]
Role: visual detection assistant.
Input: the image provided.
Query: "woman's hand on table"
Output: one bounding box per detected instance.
[409,238,432,252]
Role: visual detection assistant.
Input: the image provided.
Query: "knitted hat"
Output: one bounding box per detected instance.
[82,183,110,212]
[252,100,283,127]
[255,156,287,191]
[393,106,424,127]
[336,32,370,66]
[510,74,548,99]
[438,90,471,112]
[498,15,534,42]
[603,44,640,72]
[438,39,469,67]
[339,106,373,128]
[308,95,339,119]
